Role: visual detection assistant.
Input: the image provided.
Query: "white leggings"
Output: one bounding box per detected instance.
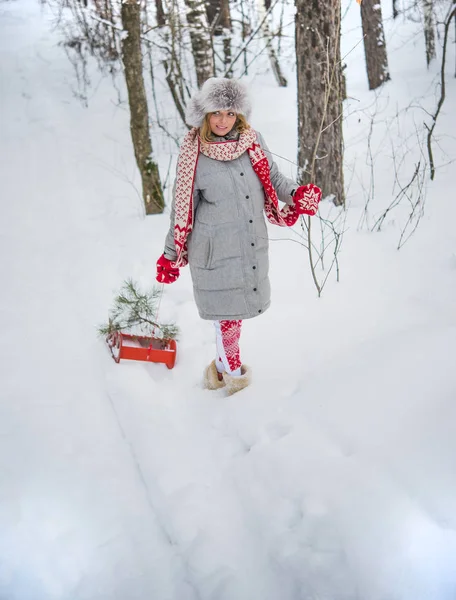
[214,320,242,376]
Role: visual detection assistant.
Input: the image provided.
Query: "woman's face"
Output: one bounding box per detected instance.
[209,110,237,136]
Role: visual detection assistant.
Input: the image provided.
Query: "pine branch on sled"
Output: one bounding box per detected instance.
[99,279,178,340]
[99,279,178,368]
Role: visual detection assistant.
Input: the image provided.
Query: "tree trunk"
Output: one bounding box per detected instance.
[257,0,287,87]
[295,0,345,206]
[223,31,232,77]
[237,0,251,74]
[205,0,232,75]
[205,0,231,34]
[393,0,399,18]
[361,0,390,90]
[121,0,164,214]
[184,0,215,86]
[220,0,231,30]
[155,5,189,126]
[205,0,219,30]
[422,0,436,67]
[155,0,166,27]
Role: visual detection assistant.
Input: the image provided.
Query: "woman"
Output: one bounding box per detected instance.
[156,78,321,396]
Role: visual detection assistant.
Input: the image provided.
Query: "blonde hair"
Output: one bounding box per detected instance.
[199,113,250,144]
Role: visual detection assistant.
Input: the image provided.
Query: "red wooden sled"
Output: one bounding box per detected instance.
[106,332,177,369]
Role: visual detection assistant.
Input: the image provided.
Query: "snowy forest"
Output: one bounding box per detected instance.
[48,0,456,291]
[1,0,456,597]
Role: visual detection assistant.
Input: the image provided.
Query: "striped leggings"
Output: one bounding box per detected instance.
[214,320,242,376]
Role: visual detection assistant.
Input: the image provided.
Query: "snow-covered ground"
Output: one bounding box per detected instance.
[1,0,456,598]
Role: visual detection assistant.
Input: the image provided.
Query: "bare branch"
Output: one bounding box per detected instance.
[425,5,456,180]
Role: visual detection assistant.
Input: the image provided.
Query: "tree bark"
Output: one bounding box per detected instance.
[422,0,436,67]
[295,0,345,206]
[219,0,231,30]
[223,34,232,76]
[205,0,231,34]
[361,0,390,90]
[205,0,232,75]
[155,0,166,27]
[121,0,164,214]
[184,0,215,86]
[393,0,399,18]
[158,6,189,126]
[240,0,250,74]
[257,0,287,87]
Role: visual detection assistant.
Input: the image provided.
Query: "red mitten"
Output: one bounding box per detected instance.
[156,254,180,284]
[293,183,322,216]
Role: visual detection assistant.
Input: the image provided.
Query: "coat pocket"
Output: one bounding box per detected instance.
[188,231,213,269]
[210,224,242,266]
[207,237,214,269]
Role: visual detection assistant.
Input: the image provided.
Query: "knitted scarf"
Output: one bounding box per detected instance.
[171,127,299,268]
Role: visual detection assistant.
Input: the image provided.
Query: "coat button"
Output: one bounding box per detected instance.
[252,266,256,269]
[251,242,255,247]
[253,288,257,291]
[240,172,244,176]
[249,219,253,223]
[245,195,249,199]
[258,309,262,313]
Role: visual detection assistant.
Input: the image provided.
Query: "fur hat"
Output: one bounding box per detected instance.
[185,78,252,128]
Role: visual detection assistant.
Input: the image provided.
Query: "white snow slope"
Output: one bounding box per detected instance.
[1,0,456,599]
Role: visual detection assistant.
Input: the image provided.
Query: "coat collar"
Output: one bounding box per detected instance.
[209,128,240,142]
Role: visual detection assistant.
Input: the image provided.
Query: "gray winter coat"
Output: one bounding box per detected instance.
[163,131,296,321]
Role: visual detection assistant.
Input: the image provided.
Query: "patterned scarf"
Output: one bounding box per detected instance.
[171,127,298,268]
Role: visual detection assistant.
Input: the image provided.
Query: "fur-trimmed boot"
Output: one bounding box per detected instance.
[223,365,252,396]
[203,360,226,390]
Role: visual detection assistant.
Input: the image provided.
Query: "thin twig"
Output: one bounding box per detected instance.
[425,6,456,180]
